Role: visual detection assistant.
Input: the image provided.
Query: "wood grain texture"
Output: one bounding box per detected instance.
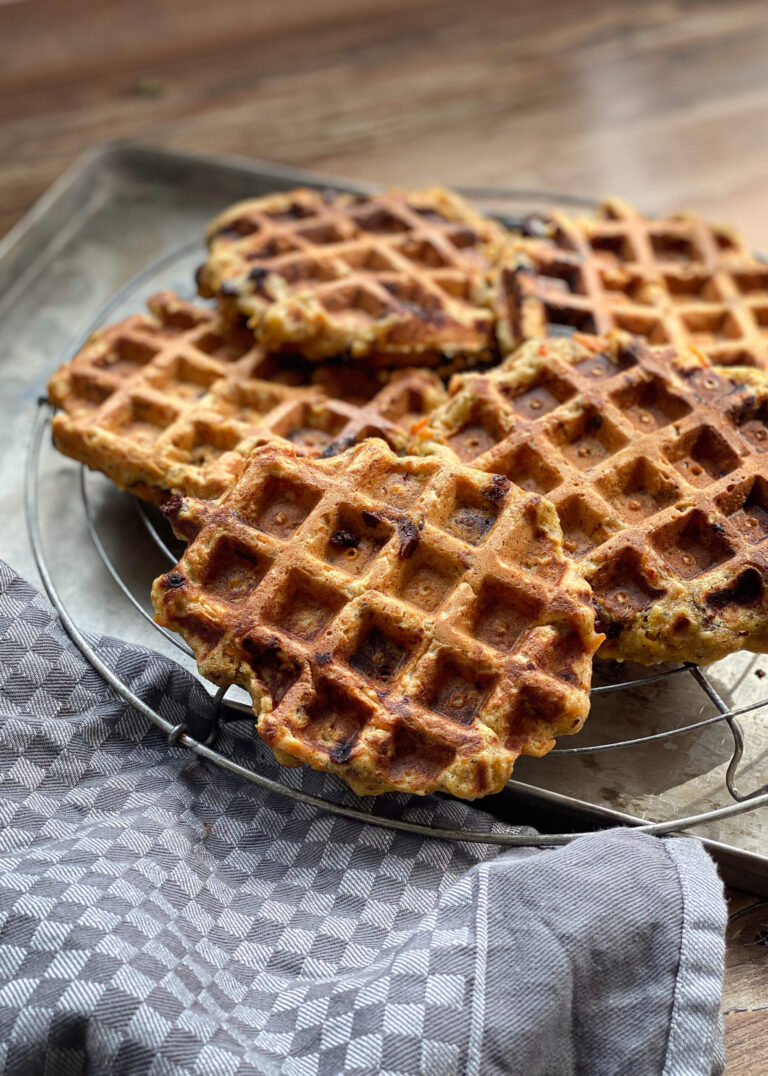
[725,892,768,1073]
[2,0,767,1071]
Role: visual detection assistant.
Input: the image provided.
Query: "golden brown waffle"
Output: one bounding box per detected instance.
[413,335,768,665]
[197,186,506,368]
[152,438,601,799]
[48,292,446,502]
[495,197,768,369]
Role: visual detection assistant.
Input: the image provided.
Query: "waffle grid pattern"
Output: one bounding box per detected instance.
[152,439,599,799]
[415,336,768,664]
[497,197,768,369]
[199,187,505,366]
[48,292,445,501]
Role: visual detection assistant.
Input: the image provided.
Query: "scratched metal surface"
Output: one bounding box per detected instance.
[2,143,766,876]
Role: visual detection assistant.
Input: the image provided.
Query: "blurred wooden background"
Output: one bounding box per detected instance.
[1,0,767,1070]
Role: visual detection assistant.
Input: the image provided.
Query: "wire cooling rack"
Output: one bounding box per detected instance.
[24,198,768,847]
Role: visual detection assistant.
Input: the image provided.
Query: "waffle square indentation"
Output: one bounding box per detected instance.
[202,538,271,605]
[649,230,701,263]
[157,305,207,332]
[379,280,444,316]
[547,405,628,471]
[298,681,372,764]
[387,727,454,786]
[731,396,768,452]
[470,578,544,653]
[588,231,637,260]
[541,301,597,336]
[195,329,252,362]
[612,311,670,344]
[535,256,583,295]
[680,309,741,345]
[651,509,734,580]
[571,350,623,382]
[361,464,429,509]
[378,383,436,424]
[217,383,286,424]
[494,443,562,494]
[323,507,391,576]
[326,282,398,320]
[504,679,576,750]
[349,620,417,686]
[598,267,651,303]
[181,421,242,467]
[342,247,399,273]
[717,476,768,545]
[160,356,223,400]
[663,426,741,486]
[443,481,501,545]
[732,268,768,296]
[499,513,563,581]
[280,258,345,288]
[242,637,302,705]
[69,373,114,408]
[663,271,720,302]
[610,375,692,430]
[502,370,577,420]
[265,200,317,222]
[396,546,462,612]
[95,336,158,375]
[556,495,614,558]
[114,397,177,445]
[589,548,665,619]
[272,402,348,454]
[597,457,681,523]
[446,405,507,462]
[350,203,411,234]
[268,570,346,642]
[246,234,301,260]
[244,475,322,539]
[426,654,495,725]
[396,236,451,268]
[294,221,348,245]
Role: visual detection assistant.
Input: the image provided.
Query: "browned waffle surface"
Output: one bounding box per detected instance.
[495,196,768,370]
[47,292,446,501]
[152,439,601,798]
[197,186,506,368]
[413,334,768,665]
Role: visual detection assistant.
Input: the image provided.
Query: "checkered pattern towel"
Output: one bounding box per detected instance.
[0,559,726,1075]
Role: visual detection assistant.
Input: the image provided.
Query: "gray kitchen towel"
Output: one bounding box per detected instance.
[0,558,726,1075]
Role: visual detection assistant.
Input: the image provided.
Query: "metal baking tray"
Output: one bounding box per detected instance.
[3,142,767,892]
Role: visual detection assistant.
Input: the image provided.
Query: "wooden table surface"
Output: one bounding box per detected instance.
[2,0,767,1069]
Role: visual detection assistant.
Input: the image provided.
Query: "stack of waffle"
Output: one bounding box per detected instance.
[48,185,768,799]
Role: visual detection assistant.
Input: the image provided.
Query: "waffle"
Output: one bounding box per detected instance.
[413,334,768,665]
[48,292,446,502]
[197,186,506,368]
[495,196,768,369]
[152,438,601,799]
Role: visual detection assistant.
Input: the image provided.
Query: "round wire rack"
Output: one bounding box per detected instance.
[25,189,768,846]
